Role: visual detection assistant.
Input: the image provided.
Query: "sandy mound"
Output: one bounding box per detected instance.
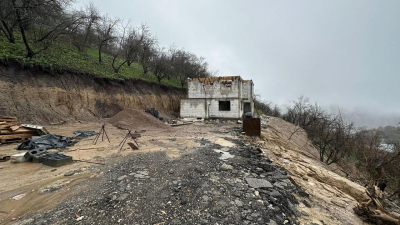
[108,109,172,132]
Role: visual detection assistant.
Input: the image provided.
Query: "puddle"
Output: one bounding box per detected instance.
[214,149,235,160]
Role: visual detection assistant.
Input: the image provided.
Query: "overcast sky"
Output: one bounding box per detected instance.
[73,0,400,126]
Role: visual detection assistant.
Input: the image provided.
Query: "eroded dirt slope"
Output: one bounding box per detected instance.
[0,64,185,124]
[254,117,369,225]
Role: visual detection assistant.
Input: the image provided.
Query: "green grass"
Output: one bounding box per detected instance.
[0,34,183,88]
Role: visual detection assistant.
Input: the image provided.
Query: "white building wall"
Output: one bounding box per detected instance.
[188,79,241,99]
[208,99,241,118]
[180,99,206,118]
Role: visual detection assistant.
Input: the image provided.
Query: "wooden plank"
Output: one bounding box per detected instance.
[0,133,35,140]
[0,129,37,135]
[0,118,17,122]
[9,125,20,131]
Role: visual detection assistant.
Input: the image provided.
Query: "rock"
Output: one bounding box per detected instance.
[118,193,129,201]
[302,200,311,208]
[288,200,301,217]
[251,200,264,210]
[268,219,278,225]
[118,175,127,181]
[274,181,288,189]
[134,174,148,179]
[217,201,228,207]
[235,199,244,207]
[76,216,84,221]
[269,190,281,197]
[64,170,76,176]
[301,211,309,216]
[220,163,233,171]
[202,196,210,201]
[246,178,273,188]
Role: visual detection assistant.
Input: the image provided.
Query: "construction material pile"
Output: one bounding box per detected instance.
[108,109,172,131]
[11,148,72,167]
[0,116,48,144]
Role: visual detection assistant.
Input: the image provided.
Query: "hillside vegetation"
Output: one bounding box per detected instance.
[0,0,213,88]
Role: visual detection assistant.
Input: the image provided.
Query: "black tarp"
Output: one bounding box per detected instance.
[73,130,97,138]
[16,134,76,150]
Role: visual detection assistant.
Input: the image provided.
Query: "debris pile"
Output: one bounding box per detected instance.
[145,108,163,121]
[354,185,400,225]
[0,116,49,144]
[108,109,171,131]
[73,130,97,138]
[16,134,76,150]
[17,148,73,167]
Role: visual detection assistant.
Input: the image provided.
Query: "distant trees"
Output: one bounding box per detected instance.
[0,1,214,84]
[281,96,400,193]
[254,93,281,117]
[10,0,84,58]
[283,96,355,165]
[0,0,16,43]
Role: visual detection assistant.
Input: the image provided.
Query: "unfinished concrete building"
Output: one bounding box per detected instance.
[180,76,254,119]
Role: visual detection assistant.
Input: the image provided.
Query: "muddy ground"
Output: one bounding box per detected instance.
[0,120,308,225]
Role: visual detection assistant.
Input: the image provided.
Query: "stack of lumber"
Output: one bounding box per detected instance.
[0,116,47,144]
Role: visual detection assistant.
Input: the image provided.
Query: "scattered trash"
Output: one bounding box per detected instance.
[11,152,29,163]
[73,130,97,138]
[170,122,193,127]
[41,153,73,167]
[0,155,10,162]
[244,112,253,118]
[127,142,139,150]
[76,216,84,221]
[11,193,26,200]
[24,147,47,162]
[145,108,159,118]
[214,149,235,160]
[16,134,76,150]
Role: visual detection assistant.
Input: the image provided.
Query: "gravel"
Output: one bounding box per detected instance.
[19,137,305,225]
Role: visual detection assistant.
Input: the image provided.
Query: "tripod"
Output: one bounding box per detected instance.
[119,129,140,151]
[93,124,110,145]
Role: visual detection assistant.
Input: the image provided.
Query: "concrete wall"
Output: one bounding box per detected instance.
[180,99,206,118]
[208,99,241,118]
[188,79,241,99]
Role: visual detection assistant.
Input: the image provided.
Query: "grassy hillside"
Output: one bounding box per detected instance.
[0,35,182,88]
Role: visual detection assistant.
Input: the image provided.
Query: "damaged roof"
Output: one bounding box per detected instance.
[188,76,243,85]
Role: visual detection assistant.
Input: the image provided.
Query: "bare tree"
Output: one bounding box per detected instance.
[71,3,100,51]
[139,33,157,74]
[11,0,84,58]
[125,24,148,66]
[0,0,17,43]
[149,49,168,83]
[95,15,119,63]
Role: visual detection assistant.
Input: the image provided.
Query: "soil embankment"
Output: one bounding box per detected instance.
[0,63,185,124]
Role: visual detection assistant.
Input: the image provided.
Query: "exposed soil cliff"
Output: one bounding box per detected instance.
[0,63,185,124]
